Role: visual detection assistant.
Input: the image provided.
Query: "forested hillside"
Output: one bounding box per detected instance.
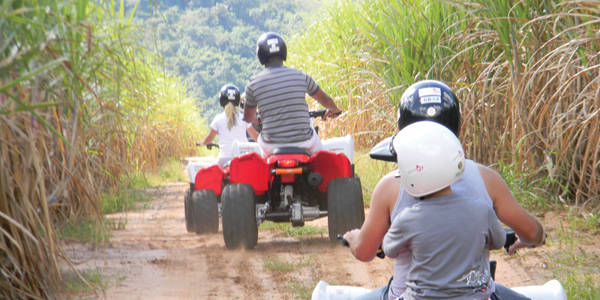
[1,0,212,297]
[129,0,327,120]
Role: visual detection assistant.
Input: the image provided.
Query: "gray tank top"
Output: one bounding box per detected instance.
[388,159,494,299]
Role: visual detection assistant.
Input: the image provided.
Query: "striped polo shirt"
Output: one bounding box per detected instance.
[244,63,320,143]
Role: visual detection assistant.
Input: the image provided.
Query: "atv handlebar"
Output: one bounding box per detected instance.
[196,143,219,150]
[309,109,342,119]
[337,229,518,260]
[504,228,517,252]
[337,234,350,247]
[337,234,385,259]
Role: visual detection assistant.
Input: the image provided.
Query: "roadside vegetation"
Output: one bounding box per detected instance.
[290,0,600,208]
[289,1,600,296]
[1,0,205,298]
[2,0,600,299]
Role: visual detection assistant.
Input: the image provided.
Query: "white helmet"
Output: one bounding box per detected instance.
[392,121,465,198]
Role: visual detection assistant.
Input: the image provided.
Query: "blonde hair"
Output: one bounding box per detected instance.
[224,102,238,130]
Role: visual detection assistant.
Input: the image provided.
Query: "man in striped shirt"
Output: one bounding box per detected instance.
[243,32,341,157]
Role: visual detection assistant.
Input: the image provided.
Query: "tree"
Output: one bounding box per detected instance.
[131,0,322,121]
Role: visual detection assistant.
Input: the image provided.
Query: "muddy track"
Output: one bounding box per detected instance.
[63,178,550,300]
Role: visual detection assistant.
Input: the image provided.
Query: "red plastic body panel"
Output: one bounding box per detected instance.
[227,150,352,195]
[308,151,353,192]
[194,164,225,196]
[229,152,271,196]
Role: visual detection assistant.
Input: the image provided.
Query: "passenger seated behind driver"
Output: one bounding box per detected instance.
[197,84,259,168]
[383,121,506,300]
[242,32,341,157]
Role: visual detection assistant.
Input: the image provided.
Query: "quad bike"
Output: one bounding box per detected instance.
[184,143,224,235]
[183,138,264,235]
[311,139,568,300]
[312,231,568,300]
[312,279,567,300]
[219,109,364,250]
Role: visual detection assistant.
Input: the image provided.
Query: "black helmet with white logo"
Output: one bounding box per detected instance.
[397,80,461,136]
[256,32,287,65]
[219,84,241,108]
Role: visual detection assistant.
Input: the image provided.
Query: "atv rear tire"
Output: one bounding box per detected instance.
[327,177,365,242]
[221,184,258,250]
[192,189,219,234]
[184,188,194,233]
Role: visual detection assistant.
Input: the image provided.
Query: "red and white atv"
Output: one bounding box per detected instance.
[312,231,568,300]
[311,138,569,300]
[311,280,567,300]
[184,143,222,235]
[183,142,267,235]
[185,110,365,250]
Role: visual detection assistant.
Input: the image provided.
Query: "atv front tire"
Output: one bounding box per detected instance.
[327,177,365,242]
[221,184,258,250]
[184,188,194,233]
[192,189,219,234]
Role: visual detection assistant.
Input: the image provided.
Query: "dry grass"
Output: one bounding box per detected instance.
[449,0,600,207]
[2,0,600,298]
[290,0,600,208]
[1,0,204,298]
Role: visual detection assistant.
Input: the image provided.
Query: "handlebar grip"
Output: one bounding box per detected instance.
[309,109,327,118]
[504,228,517,253]
[337,234,385,259]
[308,109,342,118]
[198,143,219,150]
[337,234,350,247]
[330,110,342,117]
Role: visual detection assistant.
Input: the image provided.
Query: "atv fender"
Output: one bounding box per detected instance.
[309,151,353,193]
[229,152,270,196]
[194,165,225,196]
[187,161,212,183]
[322,134,354,164]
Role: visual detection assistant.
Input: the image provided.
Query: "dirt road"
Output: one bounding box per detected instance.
[64,174,551,299]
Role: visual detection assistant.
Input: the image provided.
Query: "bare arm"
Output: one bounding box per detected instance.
[343,171,399,262]
[247,126,259,142]
[311,88,341,120]
[197,129,217,146]
[243,106,257,124]
[478,164,545,253]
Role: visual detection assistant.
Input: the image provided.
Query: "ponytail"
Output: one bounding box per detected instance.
[224,102,238,130]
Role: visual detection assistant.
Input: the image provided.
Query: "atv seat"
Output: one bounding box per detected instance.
[270,147,310,156]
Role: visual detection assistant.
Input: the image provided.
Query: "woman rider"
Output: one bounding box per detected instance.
[197,84,259,168]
